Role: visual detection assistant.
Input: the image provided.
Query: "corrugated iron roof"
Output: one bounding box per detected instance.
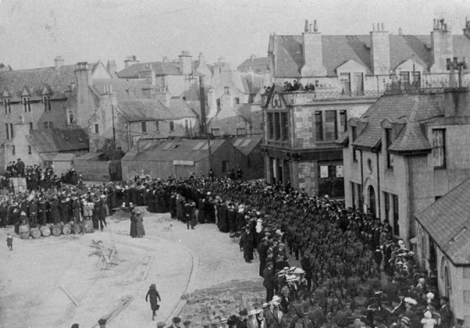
[416,177,470,265]
[229,135,263,156]
[27,128,89,153]
[122,139,227,162]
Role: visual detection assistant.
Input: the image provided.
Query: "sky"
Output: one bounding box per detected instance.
[0,0,470,71]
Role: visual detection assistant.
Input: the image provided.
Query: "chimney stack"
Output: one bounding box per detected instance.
[124,55,139,68]
[370,23,390,75]
[179,51,193,75]
[54,56,64,70]
[430,18,453,73]
[300,19,327,77]
[463,18,470,40]
[75,62,92,87]
[199,75,207,134]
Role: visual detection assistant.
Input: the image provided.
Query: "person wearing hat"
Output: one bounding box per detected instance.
[439,296,452,328]
[237,309,248,328]
[240,226,254,263]
[157,322,166,328]
[145,283,161,320]
[263,262,275,303]
[454,318,465,328]
[183,320,192,328]
[169,317,182,328]
[71,324,79,328]
[97,318,107,328]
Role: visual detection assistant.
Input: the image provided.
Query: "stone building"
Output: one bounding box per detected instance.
[88,79,199,153]
[262,18,470,196]
[415,178,470,322]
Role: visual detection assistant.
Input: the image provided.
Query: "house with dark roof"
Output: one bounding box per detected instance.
[339,81,470,248]
[262,18,470,196]
[116,52,211,101]
[87,79,199,153]
[415,177,470,320]
[229,136,264,180]
[3,121,88,172]
[237,55,270,75]
[121,139,246,181]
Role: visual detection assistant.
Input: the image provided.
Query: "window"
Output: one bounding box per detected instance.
[412,72,421,87]
[315,111,323,141]
[340,73,351,96]
[141,122,147,133]
[432,129,446,169]
[267,113,274,140]
[43,96,51,111]
[339,110,348,133]
[247,157,251,168]
[211,128,220,136]
[392,194,399,236]
[155,121,159,131]
[281,112,288,141]
[274,113,281,140]
[3,98,10,114]
[222,160,228,173]
[325,110,338,141]
[384,192,390,224]
[399,71,410,87]
[28,146,32,155]
[352,126,358,161]
[68,111,74,125]
[44,122,53,129]
[385,128,394,168]
[352,73,364,96]
[22,97,31,112]
[236,128,246,136]
[169,121,174,132]
[185,120,188,131]
[5,123,9,140]
[224,87,230,95]
[94,124,99,134]
[29,122,33,130]
[235,97,240,104]
[11,145,15,156]
[9,123,13,139]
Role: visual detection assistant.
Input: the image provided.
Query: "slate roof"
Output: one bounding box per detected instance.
[169,97,198,118]
[352,94,444,150]
[271,34,470,78]
[416,177,470,265]
[27,128,89,153]
[0,65,77,101]
[124,139,227,162]
[229,135,263,156]
[117,99,175,122]
[117,61,203,79]
[388,122,432,153]
[237,57,270,71]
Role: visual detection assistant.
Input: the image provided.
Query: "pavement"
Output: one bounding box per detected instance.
[0,208,262,328]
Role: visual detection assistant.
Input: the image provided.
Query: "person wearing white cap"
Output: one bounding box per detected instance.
[247,309,258,328]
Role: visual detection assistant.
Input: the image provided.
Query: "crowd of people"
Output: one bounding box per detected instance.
[0,169,463,328]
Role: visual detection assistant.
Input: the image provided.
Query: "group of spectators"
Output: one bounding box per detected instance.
[0,171,462,328]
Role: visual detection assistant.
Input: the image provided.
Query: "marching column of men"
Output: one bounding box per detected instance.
[0,171,464,328]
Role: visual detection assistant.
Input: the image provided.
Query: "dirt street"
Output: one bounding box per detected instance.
[0,209,261,328]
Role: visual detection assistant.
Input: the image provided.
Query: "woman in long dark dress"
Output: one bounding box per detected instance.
[145,284,161,320]
[130,209,138,238]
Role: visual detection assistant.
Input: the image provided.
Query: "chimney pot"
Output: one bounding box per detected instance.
[54,56,64,70]
[381,23,384,32]
[373,23,376,32]
[313,19,318,32]
[304,20,309,32]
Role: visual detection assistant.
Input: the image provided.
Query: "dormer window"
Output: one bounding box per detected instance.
[3,98,10,114]
[43,96,51,111]
[22,97,31,112]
